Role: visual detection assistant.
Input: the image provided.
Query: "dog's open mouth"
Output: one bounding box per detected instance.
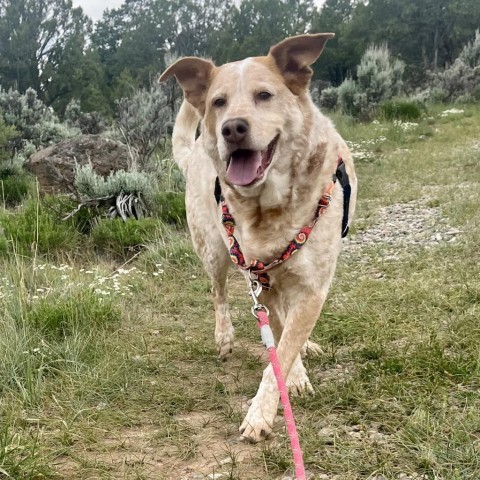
[226,135,279,186]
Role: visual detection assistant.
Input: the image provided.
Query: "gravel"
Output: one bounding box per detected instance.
[344,198,461,258]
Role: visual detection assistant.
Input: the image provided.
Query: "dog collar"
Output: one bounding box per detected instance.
[215,158,351,289]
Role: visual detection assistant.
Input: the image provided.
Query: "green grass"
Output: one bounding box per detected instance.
[0,105,479,479]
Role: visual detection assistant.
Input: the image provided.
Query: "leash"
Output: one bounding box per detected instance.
[248,276,306,480]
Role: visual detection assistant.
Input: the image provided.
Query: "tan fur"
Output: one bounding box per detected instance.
[160,34,357,442]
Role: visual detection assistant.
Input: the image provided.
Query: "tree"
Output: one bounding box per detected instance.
[215,0,316,63]
[0,0,90,97]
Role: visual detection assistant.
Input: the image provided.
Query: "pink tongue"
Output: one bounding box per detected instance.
[226,150,262,186]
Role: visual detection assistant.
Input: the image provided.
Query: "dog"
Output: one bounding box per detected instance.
[160,33,357,443]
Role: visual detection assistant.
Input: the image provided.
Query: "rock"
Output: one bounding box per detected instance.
[26,134,131,194]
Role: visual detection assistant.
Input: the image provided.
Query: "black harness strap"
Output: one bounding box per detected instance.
[334,159,351,238]
[214,158,351,237]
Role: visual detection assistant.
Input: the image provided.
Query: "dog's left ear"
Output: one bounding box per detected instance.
[269,33,335,94]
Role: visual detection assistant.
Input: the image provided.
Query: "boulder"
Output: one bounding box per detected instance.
[26,135,131,194]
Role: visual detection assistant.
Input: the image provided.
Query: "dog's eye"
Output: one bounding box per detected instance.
[213,98,226,108]
[257,91,273,101]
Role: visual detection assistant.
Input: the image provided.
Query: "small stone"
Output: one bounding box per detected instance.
[319,426,335,437]
[219,457,232,466]
[208,474,226,480]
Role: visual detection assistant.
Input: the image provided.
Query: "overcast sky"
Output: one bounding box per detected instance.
[72,0,326,22]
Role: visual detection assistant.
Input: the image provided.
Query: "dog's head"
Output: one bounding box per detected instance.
[160,34,334,192]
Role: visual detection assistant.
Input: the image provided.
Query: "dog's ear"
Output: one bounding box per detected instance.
[269,33,335,94]
[159,57,215,114]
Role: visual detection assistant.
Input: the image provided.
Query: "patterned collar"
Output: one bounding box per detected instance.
[220,180,335,289]
[214,157,350,290]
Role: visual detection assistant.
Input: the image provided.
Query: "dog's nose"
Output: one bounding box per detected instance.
[221,118,249,143]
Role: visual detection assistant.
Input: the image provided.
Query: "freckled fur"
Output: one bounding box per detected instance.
[160,34,358,442]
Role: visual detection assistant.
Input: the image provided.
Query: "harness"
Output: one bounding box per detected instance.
[214,157,351,289]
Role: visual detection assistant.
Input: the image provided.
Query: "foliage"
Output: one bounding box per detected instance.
[0,196,80,257]
[319,86,339,110]
[74,164,156,209]
[115,85,173,167]
[0,118,34,205]
[0,116,16,161]
[0,170,34,207]
[337,78,364,118]
[380,100,422,121]
[337,45,405,120]
[0,0,91,99]
[154,191,186,225]
[65,98,107,134]
[0,87,77,149]
[429,30,480,103]
[90,217,162,258]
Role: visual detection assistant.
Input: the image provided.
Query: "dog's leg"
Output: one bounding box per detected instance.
[188,215,234,360]
[260,290,313,395]
[211,258,234,360]
[240,289,327,442]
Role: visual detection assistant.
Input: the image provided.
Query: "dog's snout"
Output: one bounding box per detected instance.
[221,118,249,143]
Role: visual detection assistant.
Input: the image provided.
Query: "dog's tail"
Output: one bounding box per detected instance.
[171,100,200,176]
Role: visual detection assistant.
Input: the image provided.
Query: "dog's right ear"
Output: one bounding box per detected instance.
[159,57,215,115]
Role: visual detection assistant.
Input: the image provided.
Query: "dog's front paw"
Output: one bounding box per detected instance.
[239,401,276,442]
[287,359,314,396]
[287,371,314,396]
[301,339,324,358]
[215,325,235,360]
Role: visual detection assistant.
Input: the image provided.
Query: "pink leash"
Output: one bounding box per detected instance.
[249,279,306,480]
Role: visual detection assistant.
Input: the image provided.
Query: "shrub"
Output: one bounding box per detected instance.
[0,197,80,257]
[337,45,405,120]
[381,100,422,121]
[338,78,360,117]
[41,194,98,234]
[65,99,107,135]
[115,85,173,167]
[90,217,162,258]
[0,117,17,161]
[429,30,480,103]
[75,164,156,207]
[319,86,339,110]
[154,191,186,225]
[0,120,34,206]
[0,87,78,149]
[0,172,34,207]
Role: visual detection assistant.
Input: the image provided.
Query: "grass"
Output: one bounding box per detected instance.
[0,104,479,479]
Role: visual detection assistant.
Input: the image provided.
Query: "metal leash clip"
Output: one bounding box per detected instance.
[248,273,269,319]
